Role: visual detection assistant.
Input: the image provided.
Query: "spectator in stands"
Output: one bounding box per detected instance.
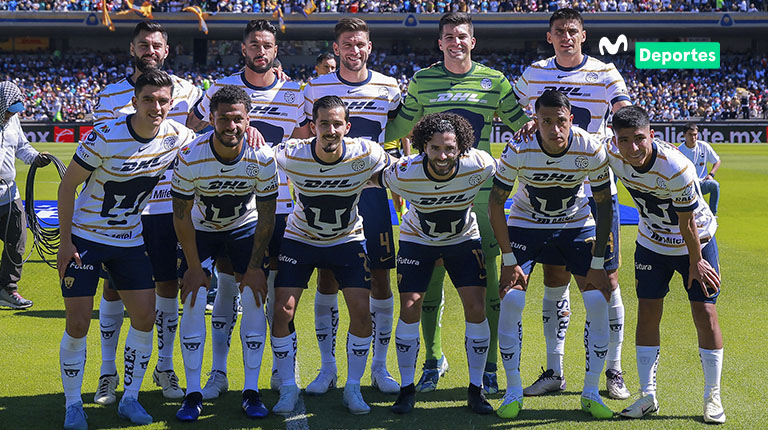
[0,81,51,310]
[678,123,722,215]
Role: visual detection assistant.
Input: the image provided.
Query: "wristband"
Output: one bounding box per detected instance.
[709,172,715,178]
[590,256,605,270]
[502,252,518,267]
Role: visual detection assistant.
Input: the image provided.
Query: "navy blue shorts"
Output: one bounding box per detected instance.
[358,187,395,270]
[61,235,155,298]
[634,238,720,303]
[267,213,288,261]
[537,194,620,271]
[177,222,267,277]
[507,226,596,277]
[396,239,486,293]
[275,238,371,289]
[141,213,179,282]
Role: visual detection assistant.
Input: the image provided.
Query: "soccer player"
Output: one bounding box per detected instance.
[188,19,309,396]
[380,112,497,415]
[57,70,196,429]
[302,17,402,395]
[315,52,337,76]
[512,8,632,399]
[91,20,203,404]
[488,90,614,419]
[385,12,530,394]
[678,123,722,215]
[171,85,277,421]
[270,95,391,415]
[609,107,725,424]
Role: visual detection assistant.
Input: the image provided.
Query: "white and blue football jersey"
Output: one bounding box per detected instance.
[606,138,717,256]
[194,72,306,216]
[71,116,195,247]
[274,137,390,246]
[494,126,611,229]
[171,132,278,233]
[382,148,496,246]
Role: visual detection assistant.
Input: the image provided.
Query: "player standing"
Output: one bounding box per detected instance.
[381,112,497,414]
[385,12,529,394]
[58,70,196,429]
[172,85,277,421]
[488,90,614,419]
[302,17,402,395]
[269,96,391,415]
[607,106,725,424]
[188,19,310,396]
[91,21,202,404]
[513,8,632,399]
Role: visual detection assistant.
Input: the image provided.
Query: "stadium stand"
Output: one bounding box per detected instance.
[1,48,765,122]
[0,0,763,12]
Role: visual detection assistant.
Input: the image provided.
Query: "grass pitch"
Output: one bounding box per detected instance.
[0,142,765,429]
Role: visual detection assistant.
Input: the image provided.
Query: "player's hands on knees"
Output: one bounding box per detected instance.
[688,259,721,298]
[499,264,527,299]
[240,268,267,308]
[586,268,612,301]
[245,126,267,149]
[57,240,81,280]
[181,266,210,307]
[513,119,537,143]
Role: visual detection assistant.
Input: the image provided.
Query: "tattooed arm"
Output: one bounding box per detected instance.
[172,196,208,306]
[239,197,277,306]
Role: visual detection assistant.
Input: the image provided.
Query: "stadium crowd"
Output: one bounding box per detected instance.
[0,0,765,12]
[1,47,765,123]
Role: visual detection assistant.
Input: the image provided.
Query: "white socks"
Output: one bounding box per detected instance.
[637,345,660,396]
[60,332,87,407]
[272,332,298,387]
[210,272,239,375]
[542,284,569,377]
[465,319,490,387]
[370,296,394,371]
[499,289,525,397]
[346,333,371,385]
[607,286,625,372]
[123,327,153,400]
[314,292,339,374]
[155,295,179,372]
[180,288,208,394]
[240,286,267,393]
[582,289,609,395]
[394,320,420,386]
[700,348,723,399]
[99,297,124,376]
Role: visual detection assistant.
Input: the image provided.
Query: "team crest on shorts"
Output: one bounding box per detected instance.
[656,177,668,189]
[586,72,599,83]
[162,136,178,150]
[351,159,366,172]
[469,173,483,186]
[246,163,260,177]
[481,78,492,90]
[283,91,296,104]
[64,276,75,289]
[379,87,389,98]
[574,156,589,169]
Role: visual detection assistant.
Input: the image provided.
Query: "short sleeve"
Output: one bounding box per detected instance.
[255,146,279,200]
[493,143,519,191]
[670,162,699,213]
[170,149,195,200]
[604,63,631,107]
[73,128,107,171]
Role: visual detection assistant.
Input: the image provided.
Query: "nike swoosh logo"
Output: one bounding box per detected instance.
[182,336,197,340]
[546,160,560,165]
[709,411,724,419]
[221,167,236,173]
[472,339,489,344]
[319,167,335,173]
[641,403,656,414]
[557,74,571,79]
[631,173,642,178]
[137,145,150,153]
[352,343,369,347]
[599,34,628,56]
[489,242,498,248]
[63,362,81,367]
[434,184,449,190]
[379,256,393,262]
[347,88,363,94]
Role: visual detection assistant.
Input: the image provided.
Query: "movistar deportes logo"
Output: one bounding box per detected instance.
[599,35,628,56]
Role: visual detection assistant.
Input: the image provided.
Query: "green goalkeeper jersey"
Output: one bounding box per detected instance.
[385,61,530,152]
